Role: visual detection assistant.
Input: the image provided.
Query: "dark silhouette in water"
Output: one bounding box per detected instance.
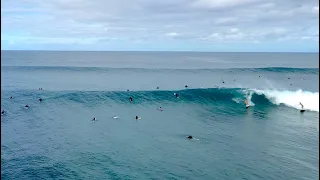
[127,89,130,91]
[129,97,133,102]
[187,136,193,139]
[39,98,43,102]
[10,96,13,99]
[25,104,29,108]
[185,85,188,88]
[174,93,179,98]
[1,110,5,115]
[92,117,96,121]
[156,87,159,89]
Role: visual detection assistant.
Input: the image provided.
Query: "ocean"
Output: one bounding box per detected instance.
[1,51,319,180]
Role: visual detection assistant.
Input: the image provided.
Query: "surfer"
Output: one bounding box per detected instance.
[92,117,96,121]
[129,97,133,102]
[10,96,13,99]
[173,93,179,98]
[157,87,159,89]
[39,98,43,102]
[299,102,305,112]
[221,79,225,84]
[1,110,5,115]
[25,104,29,109]
[185,85,188,88]
[127,89,130,91]
[244,99,250,108]
[135,116,140,120]
[159,107,163,111]
[187,135,193,140]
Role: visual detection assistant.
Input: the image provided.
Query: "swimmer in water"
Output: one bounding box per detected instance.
[39,98,43,102]
[159,107,163,111]
[129,97,133,102]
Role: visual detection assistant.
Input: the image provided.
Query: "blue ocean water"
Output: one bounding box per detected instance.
[1,51,319,180]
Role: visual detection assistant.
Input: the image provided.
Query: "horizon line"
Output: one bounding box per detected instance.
[1,50,319,53]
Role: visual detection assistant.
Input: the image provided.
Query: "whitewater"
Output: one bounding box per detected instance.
[1,51,319,180]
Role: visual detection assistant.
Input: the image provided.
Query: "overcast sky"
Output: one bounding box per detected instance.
[1,0,319,52]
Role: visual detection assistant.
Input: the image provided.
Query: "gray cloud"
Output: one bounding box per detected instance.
[1,0,319,45]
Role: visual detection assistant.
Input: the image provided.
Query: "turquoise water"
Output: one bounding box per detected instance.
[1,51,319,179]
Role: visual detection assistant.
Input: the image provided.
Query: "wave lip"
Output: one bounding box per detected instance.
[2,88,319,112]
[251,89,319,112]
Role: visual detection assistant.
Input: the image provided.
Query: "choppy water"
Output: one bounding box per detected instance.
[1,51,319,180]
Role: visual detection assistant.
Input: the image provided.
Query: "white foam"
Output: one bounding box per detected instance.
[252,89,319,112]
